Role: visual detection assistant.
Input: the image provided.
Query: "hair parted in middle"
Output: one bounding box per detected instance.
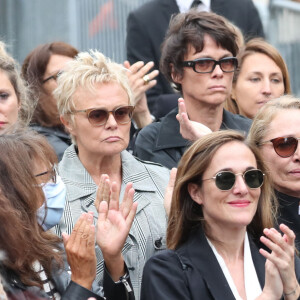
[160,10,239,93]
[167,130,276,250]
[226,38,291,115]
[54,50,133,124]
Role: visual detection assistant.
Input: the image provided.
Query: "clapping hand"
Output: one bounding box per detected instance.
[259,224,299,299]
[62,213,96,290]
[164,168,177,216]
[95,175,138,281]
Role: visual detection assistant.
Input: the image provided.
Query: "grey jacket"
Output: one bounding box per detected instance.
[57,145,170,299]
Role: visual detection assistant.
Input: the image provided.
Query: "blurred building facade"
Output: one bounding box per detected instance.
[0,0,299,95]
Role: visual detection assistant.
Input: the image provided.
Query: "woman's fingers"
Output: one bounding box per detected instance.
[279,223,296,245]
[120,183,135,219]
[109,181,119,211]
[126,201,138,228]
[95,174,110,211]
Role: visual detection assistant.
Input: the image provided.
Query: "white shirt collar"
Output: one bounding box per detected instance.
[207,232,262,300]
[176,0,211,13]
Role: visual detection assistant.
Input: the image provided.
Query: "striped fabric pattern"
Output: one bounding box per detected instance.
[33,261,61,299]
[56,145,170,299]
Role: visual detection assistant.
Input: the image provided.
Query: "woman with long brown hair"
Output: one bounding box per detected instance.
[0,130,136,299]
[142,130,300,300]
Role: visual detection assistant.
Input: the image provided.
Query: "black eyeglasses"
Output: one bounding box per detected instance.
[42,70,62,84]
[202,169,264,191]
[35,166,57,187]
[70,105,135,126]
[260,136,300,158]
[182,57,238,74]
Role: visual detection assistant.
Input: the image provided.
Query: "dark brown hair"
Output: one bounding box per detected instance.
[167,130,276,250]
[160,11,239,92]
[22,42,78,127]
[0,129,62,287]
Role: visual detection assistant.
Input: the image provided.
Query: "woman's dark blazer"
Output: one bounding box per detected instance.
[141,226,300,300]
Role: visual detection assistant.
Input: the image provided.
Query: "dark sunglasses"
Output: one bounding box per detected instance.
[182,57,238,74]
[202,169,264,191]
[261,136,300,158]
[71,105,135,126]
[42,70,62,84]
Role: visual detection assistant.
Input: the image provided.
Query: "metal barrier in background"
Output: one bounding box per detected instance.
[269,0,300,96]
[0,0,151,64]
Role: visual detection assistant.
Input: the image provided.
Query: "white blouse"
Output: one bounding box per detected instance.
[207,232,262,300]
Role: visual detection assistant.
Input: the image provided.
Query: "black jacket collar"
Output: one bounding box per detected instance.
[154,107,251,151]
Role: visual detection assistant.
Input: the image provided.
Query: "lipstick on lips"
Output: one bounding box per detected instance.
[228,200,251,207]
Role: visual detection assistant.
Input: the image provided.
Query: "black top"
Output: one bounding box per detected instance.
[276,190,300,252]
[141,226,300,300]
[31,125,71,161]
[134,108,252,169]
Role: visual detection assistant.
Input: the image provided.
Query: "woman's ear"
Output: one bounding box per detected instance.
[188,183,203,205]
[170,64,182,84]
[60,115,74,134]
[231,85,236,101]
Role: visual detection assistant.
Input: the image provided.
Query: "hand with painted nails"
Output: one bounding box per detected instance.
[176,98,212,141]
[259,224,300,299]
[62,212,96,290]
[96,176,138,281]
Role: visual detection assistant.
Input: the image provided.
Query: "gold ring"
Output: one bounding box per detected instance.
[143,74,150,85]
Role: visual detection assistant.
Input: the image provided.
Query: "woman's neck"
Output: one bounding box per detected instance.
[77,147,122,185]
[184,99,224,132]
[206,223,246,262]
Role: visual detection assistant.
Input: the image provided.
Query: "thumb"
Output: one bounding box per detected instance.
[62,232,70,245]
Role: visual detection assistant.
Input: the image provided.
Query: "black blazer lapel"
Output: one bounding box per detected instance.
[186,228,236,300]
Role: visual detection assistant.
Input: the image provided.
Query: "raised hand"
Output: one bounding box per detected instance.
[259,224,300,298]
[176,98,212,141]
[62,213,96,290]
[123,60,158,128]
[123,60,158,107]
[164,168,177,216]
[95,174,110,211]
[258,259,283,299]
[96,178,137,281]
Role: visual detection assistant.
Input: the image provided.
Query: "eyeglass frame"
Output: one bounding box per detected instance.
[69,105,135,126]
[260,136,300,158]
[34,165,57,187]
[42,70,63,84]
[182,57,238,74]
[202,169,265,191]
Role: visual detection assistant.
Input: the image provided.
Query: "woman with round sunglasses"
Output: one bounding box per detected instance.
[248,95,300,252]
[141,130,300,300]
[54,50,169,300]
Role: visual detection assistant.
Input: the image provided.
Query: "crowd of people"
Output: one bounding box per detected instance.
[0,1,299,299]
